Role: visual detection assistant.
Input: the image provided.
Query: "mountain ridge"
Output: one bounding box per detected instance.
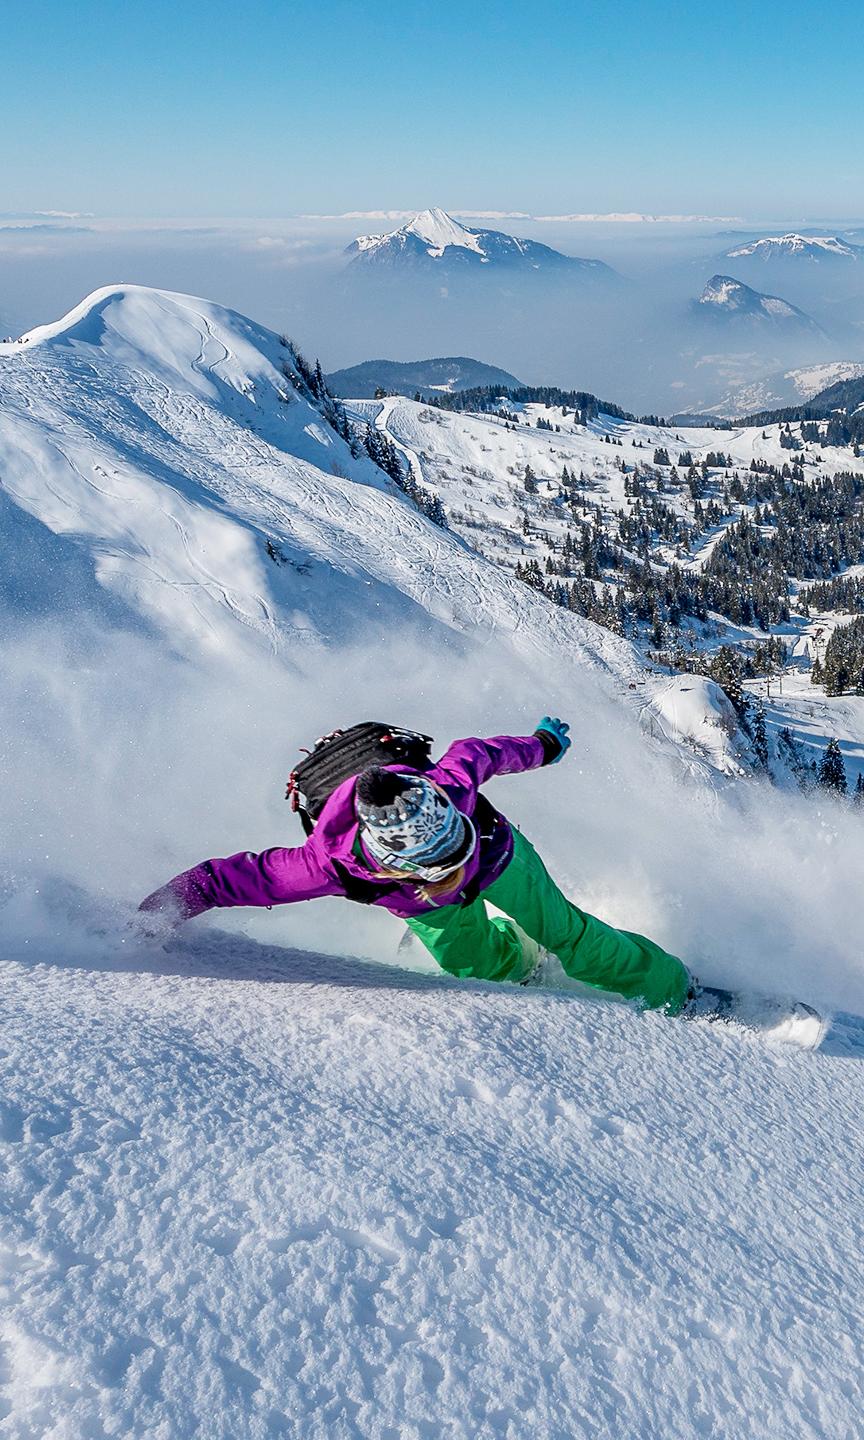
[326,355,523,399]
[345,207,619,281]
[724,232,864,263]
[694,273,824,335]
[0,282,657,700]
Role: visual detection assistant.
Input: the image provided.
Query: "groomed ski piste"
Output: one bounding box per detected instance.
[2,287,864,1438]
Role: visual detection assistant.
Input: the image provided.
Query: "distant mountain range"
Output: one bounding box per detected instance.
[345,208,620,282]
[693,361,864,420]
[802,372,864,416]
[739,369,864,426]
[326,355,523,399]
[723,233,864,263]
[694,274,824,335]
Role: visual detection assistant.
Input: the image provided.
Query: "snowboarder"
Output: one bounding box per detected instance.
[139,719,692,1012]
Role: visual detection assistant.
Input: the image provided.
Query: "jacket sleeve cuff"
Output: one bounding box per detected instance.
[533,728,563,765]
[139,868,212,921]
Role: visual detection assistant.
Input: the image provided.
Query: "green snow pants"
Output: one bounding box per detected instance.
[405,828,690,1013]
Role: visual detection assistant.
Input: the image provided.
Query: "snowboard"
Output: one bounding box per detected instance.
[683,984,827,1051]
[403,927,828,1050]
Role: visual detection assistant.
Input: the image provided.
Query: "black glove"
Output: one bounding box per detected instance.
[533,716,571,765]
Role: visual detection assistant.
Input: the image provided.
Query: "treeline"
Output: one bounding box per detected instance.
[618,490,699,550]
[513,547,744,647]
[283,345,356,447]
[362,427,448,527]
[740,375,864,449]
[513,449,864,652]
[700,470,864,625]
[426,383,635,423]
[523,513,781,636]
[801,574,864,614]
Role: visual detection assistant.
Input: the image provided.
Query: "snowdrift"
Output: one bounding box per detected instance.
[640,676,751,775]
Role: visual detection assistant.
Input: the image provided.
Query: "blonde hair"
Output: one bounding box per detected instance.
[371,861,468,905]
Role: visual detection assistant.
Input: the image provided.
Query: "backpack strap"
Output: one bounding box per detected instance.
[330,859,404,906]
[455,795,508,906]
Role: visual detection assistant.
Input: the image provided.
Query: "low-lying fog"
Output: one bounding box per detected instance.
[2,213,863,416]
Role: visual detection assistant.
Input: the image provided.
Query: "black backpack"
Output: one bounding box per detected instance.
[285,722,434,837]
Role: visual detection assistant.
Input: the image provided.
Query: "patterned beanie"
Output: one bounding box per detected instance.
[355,768,472,876]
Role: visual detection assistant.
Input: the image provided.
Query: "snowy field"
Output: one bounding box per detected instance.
[3,287,864,1437]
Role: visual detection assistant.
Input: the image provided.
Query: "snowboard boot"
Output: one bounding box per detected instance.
[681,981,827,1050]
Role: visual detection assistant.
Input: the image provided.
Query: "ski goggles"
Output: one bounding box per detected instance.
[368,812,477,882]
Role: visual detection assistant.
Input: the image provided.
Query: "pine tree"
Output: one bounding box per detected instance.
[709,645,747,717]
[424,495,448,528]
[752,700,769,770]
[853,773,864,808]
[818,738,848,795]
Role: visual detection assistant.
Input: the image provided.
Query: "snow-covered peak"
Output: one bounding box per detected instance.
[696,273,819,331]
[346,211,619,280]
[699,275,751,309]
[351,209,486,260]
[6,283,292,403]
[700,274,791,317]
[403,208,484,257]
[725,233,861,261]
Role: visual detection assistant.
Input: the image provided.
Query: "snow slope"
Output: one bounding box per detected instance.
[4,930,864,1440]
[4,286,864,1438]
[0,286,641,676]
[364,392,864,772]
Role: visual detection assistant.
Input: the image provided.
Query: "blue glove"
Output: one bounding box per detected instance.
[534,716,571,764]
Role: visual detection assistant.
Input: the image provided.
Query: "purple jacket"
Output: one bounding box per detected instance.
[140,734,547,922]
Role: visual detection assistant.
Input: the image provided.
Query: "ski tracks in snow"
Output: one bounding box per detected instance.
[0,295,658,718]
[374,396,427,489]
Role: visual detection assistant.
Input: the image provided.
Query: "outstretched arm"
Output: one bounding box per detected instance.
[139,843,336,924]
[433,719,570,791]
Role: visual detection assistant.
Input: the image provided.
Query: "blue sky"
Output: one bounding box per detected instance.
[2,0,861,218]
